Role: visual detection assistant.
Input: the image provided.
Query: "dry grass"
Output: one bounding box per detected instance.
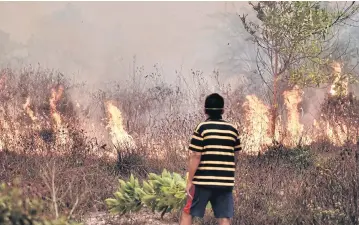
[199,143,359,225]
[1,66,359,225]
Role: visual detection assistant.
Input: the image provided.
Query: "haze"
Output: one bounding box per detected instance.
[0,1,255,87]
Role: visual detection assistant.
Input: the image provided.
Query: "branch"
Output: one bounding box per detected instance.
[257,47,274,76]
[331,1,357,26]
[40,162,59,219]
[51,162,59,219]
[255,48,274,95]
[67,196,79,220]
[312,2,358,36]
[278,51,294,76]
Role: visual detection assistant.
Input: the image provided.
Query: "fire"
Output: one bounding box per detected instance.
[50,86,69,145]
[241,78,357,152]
[325,121,348,146]
[242,95,272,153]
[23,97,38,122]
[0,63,357,157]
[242,89,307,153]
[50,86,64,127]
[330,84,337,96]
[0,140,4,151]
[283,86,304,145]
[324,61,353,145]
[330,62,348,97]
[105,101,135,151]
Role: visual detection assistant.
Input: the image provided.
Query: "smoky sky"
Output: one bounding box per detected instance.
[0,1,358,96]
[0,2,256,88]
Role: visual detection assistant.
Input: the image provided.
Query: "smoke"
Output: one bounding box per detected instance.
[0,2,254,87]
[301,87,328,127]
[0,2,358,115]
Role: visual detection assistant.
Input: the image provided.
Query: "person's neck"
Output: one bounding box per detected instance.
[206,115,223,121]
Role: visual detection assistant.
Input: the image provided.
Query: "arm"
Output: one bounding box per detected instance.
[234,133,242,166]
[186,128,204,198]
[187,151,202,184]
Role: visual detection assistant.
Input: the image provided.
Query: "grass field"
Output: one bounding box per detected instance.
[1,67,359,224]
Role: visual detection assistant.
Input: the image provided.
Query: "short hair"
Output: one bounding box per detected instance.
[205,93,224,117]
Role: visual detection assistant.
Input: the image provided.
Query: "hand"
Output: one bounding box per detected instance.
[186,181,194,199]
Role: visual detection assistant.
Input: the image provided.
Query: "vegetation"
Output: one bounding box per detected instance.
[240,1,359,137]
[0,181,81,225]
[320,93,359,142]
[0,2,359,225]
[0,58,358,225]
[105,170,187,218]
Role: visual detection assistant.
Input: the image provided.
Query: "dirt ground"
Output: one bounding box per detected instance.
[84,210,179,225]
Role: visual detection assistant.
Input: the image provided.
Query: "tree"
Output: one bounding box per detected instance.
[240,1,359,139]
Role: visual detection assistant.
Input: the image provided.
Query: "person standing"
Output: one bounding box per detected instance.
[180,93,242,225]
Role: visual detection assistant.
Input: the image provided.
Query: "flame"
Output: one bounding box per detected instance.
[0,63,357,157]
[0,140,4,151]
[50,86,64,127]
[324,121,350,146]
[283,86,304,145]
[50,86,69,145]
[242,95,272,153]
[329,84,336,96]
[23,97,38,122]
[105,101,135,150]
[241,70,356,153]
[330,62,348,96]
[325,61,352,145]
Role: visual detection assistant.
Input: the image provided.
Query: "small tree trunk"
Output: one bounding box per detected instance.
[270,50,279,140]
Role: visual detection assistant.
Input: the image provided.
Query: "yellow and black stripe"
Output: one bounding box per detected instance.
[189,119,241,189]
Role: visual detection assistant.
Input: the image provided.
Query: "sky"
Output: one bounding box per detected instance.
[0,2,255,87]
[0,1,357,97]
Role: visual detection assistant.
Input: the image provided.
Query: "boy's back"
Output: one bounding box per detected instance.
[189,118,241,190]
[180,93,241,225]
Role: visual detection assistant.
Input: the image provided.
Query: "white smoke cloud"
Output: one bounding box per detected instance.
[0,2,356,97]
[0,2,255,87]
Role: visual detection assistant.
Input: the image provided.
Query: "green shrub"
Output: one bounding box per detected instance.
[105,169,213,219]
[0,182,81,225]
[105,174,143,216]
[105,169,187,218]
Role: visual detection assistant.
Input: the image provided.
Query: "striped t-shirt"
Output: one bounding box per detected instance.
[189,118,241,189]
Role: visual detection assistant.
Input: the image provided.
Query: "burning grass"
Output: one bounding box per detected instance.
[0,66,359,224]
[320,93,359,145]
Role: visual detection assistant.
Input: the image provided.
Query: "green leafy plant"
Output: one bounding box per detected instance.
[144,170,187,216]
[105,174,143,215]
[106,169,187,218]
[0,182,81,225]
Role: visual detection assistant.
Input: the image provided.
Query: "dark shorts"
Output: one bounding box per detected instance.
[183,185,234,218]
